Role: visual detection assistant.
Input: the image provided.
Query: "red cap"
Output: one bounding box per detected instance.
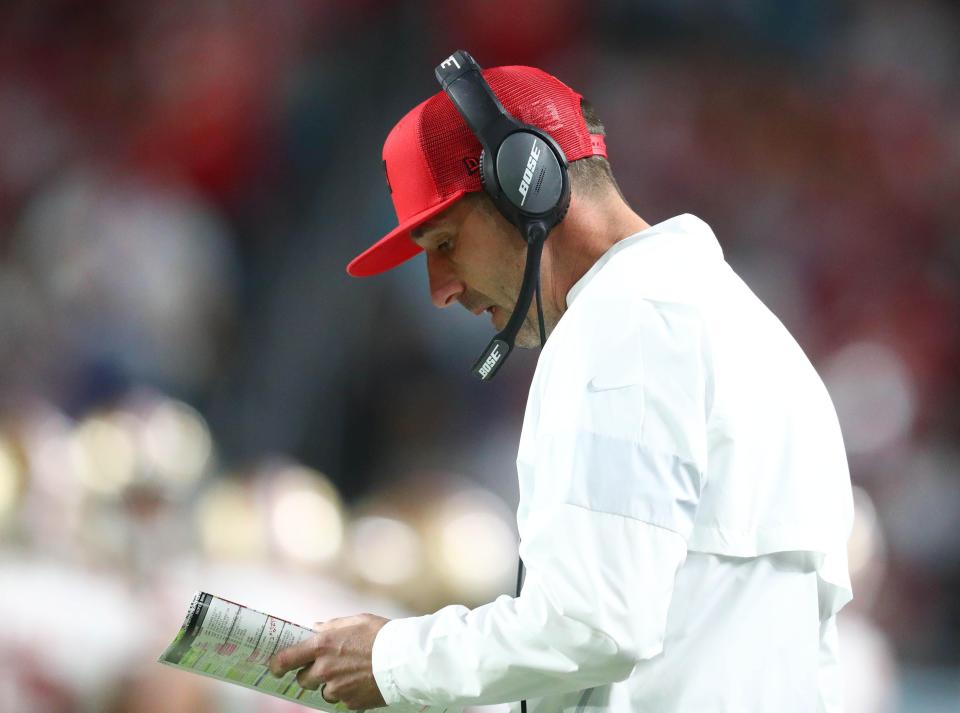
[346,65,607,277]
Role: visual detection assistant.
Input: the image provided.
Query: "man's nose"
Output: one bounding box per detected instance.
[427,253,465,308]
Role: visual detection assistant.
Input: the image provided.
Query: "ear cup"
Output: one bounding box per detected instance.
[494,133,564,215]
[479,147,493,194]
[554,187,570,225]
[479,146,519,228]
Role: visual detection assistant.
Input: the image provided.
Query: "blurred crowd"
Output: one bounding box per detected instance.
[1,1,958,711]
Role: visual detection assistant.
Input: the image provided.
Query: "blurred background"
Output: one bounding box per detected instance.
[0,1,958,711]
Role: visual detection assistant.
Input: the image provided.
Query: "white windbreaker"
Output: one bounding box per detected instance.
[372,214,854,712]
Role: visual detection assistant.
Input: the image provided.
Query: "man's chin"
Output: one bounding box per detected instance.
[490,306,508,332]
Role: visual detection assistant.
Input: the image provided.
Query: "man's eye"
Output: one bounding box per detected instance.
[438,239,453,253]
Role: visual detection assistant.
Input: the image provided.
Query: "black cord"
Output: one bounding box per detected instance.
[535,271,546,347]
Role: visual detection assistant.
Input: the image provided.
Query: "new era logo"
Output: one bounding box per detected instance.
[463,157,480,176]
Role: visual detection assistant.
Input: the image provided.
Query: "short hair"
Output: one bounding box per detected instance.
[570,98,627,202]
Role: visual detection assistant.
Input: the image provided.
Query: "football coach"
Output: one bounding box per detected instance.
[270,51,855,713]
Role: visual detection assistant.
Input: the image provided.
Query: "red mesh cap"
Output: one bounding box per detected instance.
[346,65,607,277]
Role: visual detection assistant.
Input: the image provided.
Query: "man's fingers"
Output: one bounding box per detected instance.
[320,681,339,704]
[269,633,325,676]
[295,660,325,691]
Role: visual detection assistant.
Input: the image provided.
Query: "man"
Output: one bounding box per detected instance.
[270,60,854,712]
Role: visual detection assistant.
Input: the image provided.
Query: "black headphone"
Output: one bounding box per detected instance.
[435,50,570,381]
[437,53,553,713]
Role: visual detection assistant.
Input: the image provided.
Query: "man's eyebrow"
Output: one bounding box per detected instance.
[411,220,452,244]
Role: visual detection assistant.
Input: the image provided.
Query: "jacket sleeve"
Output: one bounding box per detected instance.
[372,302,706,708]
[371,452,693,707]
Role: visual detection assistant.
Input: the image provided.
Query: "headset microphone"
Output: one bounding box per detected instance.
[470,224,547,380]
[435,51,569,381]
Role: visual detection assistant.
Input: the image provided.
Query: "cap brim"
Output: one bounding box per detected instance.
[347,191,468,277]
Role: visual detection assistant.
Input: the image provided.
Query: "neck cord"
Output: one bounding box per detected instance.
[535,270,546,347]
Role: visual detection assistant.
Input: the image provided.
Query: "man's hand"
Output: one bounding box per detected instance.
[269,613,390,710]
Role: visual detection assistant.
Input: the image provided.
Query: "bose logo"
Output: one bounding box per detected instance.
[440,54,461,70]
[478,343,502,379]
[517,140,541,206]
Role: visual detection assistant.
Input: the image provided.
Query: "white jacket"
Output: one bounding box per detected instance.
[372,214,854,712]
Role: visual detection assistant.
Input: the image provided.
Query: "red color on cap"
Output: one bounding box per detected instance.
[346,65,607,277]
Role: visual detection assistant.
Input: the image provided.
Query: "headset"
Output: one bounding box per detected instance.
[434,50,571,381]
[437,50,570,713]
